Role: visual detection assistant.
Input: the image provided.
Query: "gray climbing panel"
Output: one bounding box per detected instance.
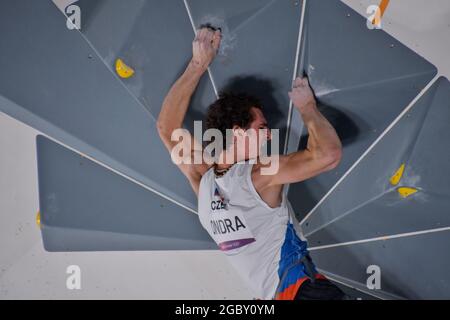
[304,77,450,247]
[186,0,303,146]
[76,0,217,124]
[287,0,437,221]
[37,135,215,252]
[310,228,450,299]
[0,0,199,211]
[76,0,303,150]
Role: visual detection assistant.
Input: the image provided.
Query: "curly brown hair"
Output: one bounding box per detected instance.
[205,92,263,150]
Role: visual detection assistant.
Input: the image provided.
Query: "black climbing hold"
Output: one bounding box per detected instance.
[199,23,222,33]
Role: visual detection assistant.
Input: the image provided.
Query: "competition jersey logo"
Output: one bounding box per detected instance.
[214,187,224,201]
[211,186,228,211]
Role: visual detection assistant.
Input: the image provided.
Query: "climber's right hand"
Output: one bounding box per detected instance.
[191,27,221,72]
[289,77,316,113]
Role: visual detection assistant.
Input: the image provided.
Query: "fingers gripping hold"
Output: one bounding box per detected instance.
[293,77,309,89]
[289,76,316,111]
[192,24,222,70]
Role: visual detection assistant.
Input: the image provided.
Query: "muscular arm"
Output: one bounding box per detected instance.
[255,77,342,193]
[157,28,221,196]
[158,61,205,138]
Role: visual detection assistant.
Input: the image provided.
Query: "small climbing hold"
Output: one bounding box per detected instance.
[199,23,222,33]
[115,58,135,79]
[36,211,41,228]
[390,163,405,186]
[397,187,418,198]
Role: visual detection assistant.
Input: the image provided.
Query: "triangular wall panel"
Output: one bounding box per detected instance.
[305,77,450,246]
[0,0,199,211]
[37,135,215,251]
[287,0,437,220]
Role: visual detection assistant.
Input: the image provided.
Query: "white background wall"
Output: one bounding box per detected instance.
[1,0,449,299]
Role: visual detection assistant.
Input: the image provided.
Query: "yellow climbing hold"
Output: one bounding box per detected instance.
[36,211,41,228]
[397,187,418,198]
[115,58,135,78]
[390,163,405,186]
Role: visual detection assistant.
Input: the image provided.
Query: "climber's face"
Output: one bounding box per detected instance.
[232,107,272,159]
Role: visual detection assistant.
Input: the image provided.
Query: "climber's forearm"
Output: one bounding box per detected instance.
[288,77,342,170]
[299,102,342,161]
[157,60,206,137]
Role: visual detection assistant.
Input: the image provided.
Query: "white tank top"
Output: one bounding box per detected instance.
[197,159,312,300]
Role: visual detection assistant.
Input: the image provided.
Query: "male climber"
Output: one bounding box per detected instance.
[157,26,346,300]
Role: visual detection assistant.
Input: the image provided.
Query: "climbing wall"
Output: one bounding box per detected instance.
[36,135,215,251]
[0,0,448,299]
[287,0,437,220]
[307,77,450,299]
